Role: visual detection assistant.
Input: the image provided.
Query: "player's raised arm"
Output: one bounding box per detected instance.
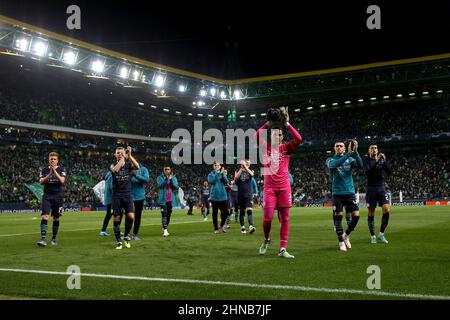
[134,165,150,183]
[326,153,350,169]
[207,171,217,185]
[39,169,52,185]
[243,160,255,177]
[51,166,66,184]
[255,122,270,147]
[171,174,180,190]
[127,146,140,170]
[280,107,302,151]
[156,174,167,189]
[350,141,363,168]
[111,157,125,173]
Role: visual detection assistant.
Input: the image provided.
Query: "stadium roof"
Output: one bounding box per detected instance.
[1,5,449,116]
[1,1,450,79]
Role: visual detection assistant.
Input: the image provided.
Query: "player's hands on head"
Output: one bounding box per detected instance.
[126,146,132,155]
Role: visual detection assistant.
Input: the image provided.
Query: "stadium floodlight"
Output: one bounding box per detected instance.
[150,105,157,109]
[250,114,256,117]
[233,90,241,100]
[307,106,313,110]
[422,91,429,95]
[198,101,205,107]
[161,90,165,95]
[119,66,129,78]
[154,74,165,87]
[163,108,169,112]
[260,113,267,116]
[370,97,377,101]
[436,90,443,93]
[14,38,30,52]
[200,89,206,97]
[294,109,300,112]
[31,39,48,57]
[197,113,203,117]
[62,49,77,65]
[91,59,105,73]
[210,88,217,96]
[187,113,193,116]
[345,100,351,104]
[220,91,227,99]
[396,94,403,98]
[320,104,326,108]
[138,102,144,106]
[175,111,181,115]
[409,92,416,96]
[132,70,141,81]
[332,102,338,106]
[208,114,214,118]
[218,115,224,118]
[240,115,246,118]
[383,95,390,99]
[192,101,197,105]
[179,85,186,92]
[358,99,364,102]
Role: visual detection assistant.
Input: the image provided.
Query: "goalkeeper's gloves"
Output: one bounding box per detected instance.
[280,106,290,124]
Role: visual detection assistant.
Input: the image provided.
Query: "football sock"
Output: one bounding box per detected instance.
[380,212,390,233]
[262,207,274,241]
[52,220,60,239]
[247,209,254,226]
[113,221,121,242]
[124,216,133,238]
[278,207,290,249]
[334,214,344,242]
[40,220,48,240]
[368,215,375,236]
[346,215,360,235]
[345,211,352,227]
[239,209,245,227]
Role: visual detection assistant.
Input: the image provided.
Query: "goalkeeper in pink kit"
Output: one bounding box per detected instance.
[256,107,302,258]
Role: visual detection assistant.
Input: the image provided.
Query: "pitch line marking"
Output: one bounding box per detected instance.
[0,220,206,237]
[0,268,449,300]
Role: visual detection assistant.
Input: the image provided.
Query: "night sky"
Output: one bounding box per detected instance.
[1,1,450,79]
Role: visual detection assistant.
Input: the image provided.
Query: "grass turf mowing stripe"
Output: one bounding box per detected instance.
[0,219,206,237]
[1,268,449,300]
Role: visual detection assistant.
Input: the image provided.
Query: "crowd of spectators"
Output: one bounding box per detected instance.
[0,142,448,207]
[1,73,449,142]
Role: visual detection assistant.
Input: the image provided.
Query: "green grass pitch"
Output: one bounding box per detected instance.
[0,206,449,300]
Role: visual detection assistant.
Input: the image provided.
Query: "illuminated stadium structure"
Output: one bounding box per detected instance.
[1,14,450,119]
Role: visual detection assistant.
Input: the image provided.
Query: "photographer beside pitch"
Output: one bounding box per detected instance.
[37,152,66,247]
[326,140,363,252]
[110,146,140,250]
[364,145,392,244]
